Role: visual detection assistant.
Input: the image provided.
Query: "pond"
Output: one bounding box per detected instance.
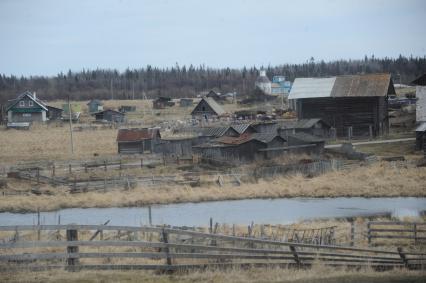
[0,197,424,227]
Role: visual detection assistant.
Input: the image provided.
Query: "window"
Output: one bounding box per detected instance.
[29,101,33,107]
[19,101,25,107]
[23,113,32,117]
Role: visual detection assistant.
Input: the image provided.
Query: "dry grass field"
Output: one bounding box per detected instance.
[1,266,425,283]
[1,162,425,213]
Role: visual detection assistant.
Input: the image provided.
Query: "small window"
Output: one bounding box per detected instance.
[29,101,33,107]
[23,113,32,117]
[19,101,25,107]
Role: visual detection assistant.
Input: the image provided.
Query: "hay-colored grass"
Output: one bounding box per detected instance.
[1,266,425,283]
[1,162,425,213]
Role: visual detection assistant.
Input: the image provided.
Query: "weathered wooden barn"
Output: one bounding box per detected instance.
[278,118,331,138]
[87,99,103,113]
[153,97,175,109]
[154,136,199,157]
[117,128,161,154]
[6,91,48,123]
[193,133,287,163]
[286,133,325,154]
[289,74,394,138]
[191,98,226,119]
[93,109,125,123]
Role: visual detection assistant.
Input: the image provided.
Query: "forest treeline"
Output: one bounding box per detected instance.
[0,55,425,104]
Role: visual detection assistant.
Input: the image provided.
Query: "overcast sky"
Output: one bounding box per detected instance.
[1,0,425,76]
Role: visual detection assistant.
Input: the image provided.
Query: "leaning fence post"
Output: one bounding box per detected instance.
[367,222,371,246]
[36,168,40,184]
[37,208,41,240]
[66,228,79,269]
[162,228,172,266]
[68,164,72,174]
[350,219,355,246]
[140,158,143,168]
[289,245,301,266]
[397,247,409,268]
[148,206,152,226]
[413,223,417,244]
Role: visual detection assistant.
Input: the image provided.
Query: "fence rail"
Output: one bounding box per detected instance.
[367,221,426,245]
[0,224,424,272]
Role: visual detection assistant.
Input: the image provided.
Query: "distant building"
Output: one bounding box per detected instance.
[255,70,272,95]
[191,97,226,119]
[93,109,125,123]
[153,97,175,109]
[117,128,161,154]
[6,91,48,123]
[119,105,136,113]
[289,74,394,138]
[206,90,222,100]
[87,99,104,113]
[179,98,194,107]
[413,74,426,123]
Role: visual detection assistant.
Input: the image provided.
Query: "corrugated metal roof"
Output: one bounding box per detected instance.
[289,74,393,99]
[288,77,336,99]
[198,127,231,137]
[203,97,226,115]
[331,74,392,97]
[117,128,160,142]
[231,123,252,134]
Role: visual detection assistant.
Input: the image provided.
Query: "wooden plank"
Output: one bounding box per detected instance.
[369,221,426,226]
[369,228,416,233]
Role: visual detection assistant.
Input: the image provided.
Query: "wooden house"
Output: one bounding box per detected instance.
[154,136,198,157]
[153,97,175,109]
[93,109,125,123]
[289,74,394,138]
[191,98,226,119]
[87,99,103,113]
[117,128,161,154]
[6,91,48,123]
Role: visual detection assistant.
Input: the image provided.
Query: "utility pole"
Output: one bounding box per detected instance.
[67,95,74,155]
[110,79,114,100]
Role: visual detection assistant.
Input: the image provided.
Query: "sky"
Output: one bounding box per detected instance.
[1,0,425,77]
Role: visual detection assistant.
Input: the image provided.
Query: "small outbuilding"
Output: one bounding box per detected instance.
[117,128,161,154]
[87,99,104,113]
[191,97,226,119]
[93,109,125,123]
[119,105,136,113]
[179,98,193,107]
[47,105,64,120]
[153,97,175,109]
[278,118,331,138]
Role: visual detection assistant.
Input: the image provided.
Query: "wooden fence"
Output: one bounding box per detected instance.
[0,224,424,272]
[368,221,426,245]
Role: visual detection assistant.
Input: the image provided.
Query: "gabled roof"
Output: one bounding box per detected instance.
[191,97,226,116]
[6,91,48,111]
[215,132,285,146]
[289,74,394,99]
[412,74,426,86]
[231,123,254,134]
[117,128,161,142]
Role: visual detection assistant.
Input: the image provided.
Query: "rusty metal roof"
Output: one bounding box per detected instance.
[117,128,161,142]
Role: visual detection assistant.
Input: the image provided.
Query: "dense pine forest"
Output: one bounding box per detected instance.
[1,55,425,104]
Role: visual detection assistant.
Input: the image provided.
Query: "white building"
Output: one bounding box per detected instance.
[413,74,426,123]
[255,70,272,95]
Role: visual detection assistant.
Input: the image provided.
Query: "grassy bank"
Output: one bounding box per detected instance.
[1,162,425,213]
[1,266,425,283]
